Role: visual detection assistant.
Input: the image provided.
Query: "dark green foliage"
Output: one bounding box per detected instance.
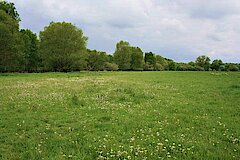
[87,49,107,71]
[114,41,144,71]
[194,66,205,71]
[156,55,168,70]
[143,52,155,71]
[154,63,164,71]
[211,59,224,71]
[39,22,88,72]
[0,0,20,21]
[130,47,144,71]
[176,63,195,71]
[176,64,187,71]
[105,62,118,71]
[113,41,131,71]
[116,40,130,50]
[106,55,114,63]
[195,55,211,71]
[144,62,154,71]
[176,63,213,71]
[188,61,195,66]
[168,61,176,71]
[226,64,239,71]
[176,62,205,71]
[231,84,240,89]
[0,10,22,72]
[20,29,40,72]
[144,52,156,66]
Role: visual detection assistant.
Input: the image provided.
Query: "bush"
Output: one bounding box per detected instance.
[194,66,204,71]
[144,62,154,71]
[228,64,239,71]
[154,63,164,71]
[105,62,119,71]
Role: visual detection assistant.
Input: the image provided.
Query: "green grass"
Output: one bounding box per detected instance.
[0,71,239,159]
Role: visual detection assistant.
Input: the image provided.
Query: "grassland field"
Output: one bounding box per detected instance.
[0,71,240,159]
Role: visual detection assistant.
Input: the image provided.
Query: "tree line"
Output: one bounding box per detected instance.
[1,1,240,73]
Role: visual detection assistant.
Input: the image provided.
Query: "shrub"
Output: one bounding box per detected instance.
[105,62,119,71]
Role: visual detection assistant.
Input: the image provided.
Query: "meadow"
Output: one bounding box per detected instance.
[0,71,239,159]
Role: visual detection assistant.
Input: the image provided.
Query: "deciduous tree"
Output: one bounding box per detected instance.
[130,47,143,71]
[0,0,20,21]
[195,55,211,71]
[0,10,22,72]
[87,49,107,71]
[144,52,156,66]
[113,41,132,70]
[211,59,224,71]
[156,55,168,70]
[39,22,88,72]
[20,29,39,72]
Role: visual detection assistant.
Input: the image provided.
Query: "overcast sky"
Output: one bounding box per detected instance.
[12,0,240,62]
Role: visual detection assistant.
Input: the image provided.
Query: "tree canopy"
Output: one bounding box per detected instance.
[195,55,211,71]
[211,59,224,71]
[0,10,22,72]
[114,41,144,71]
[39,22,88,72]
[114,41,132,70]
[87,49,107,71]
[0,0,20,21]
[130,47,144,71]
[20,29,39,72]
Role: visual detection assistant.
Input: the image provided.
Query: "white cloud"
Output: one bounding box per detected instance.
[12,0,240,62]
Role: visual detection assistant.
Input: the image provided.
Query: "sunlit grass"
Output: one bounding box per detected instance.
[0,71,239,159]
